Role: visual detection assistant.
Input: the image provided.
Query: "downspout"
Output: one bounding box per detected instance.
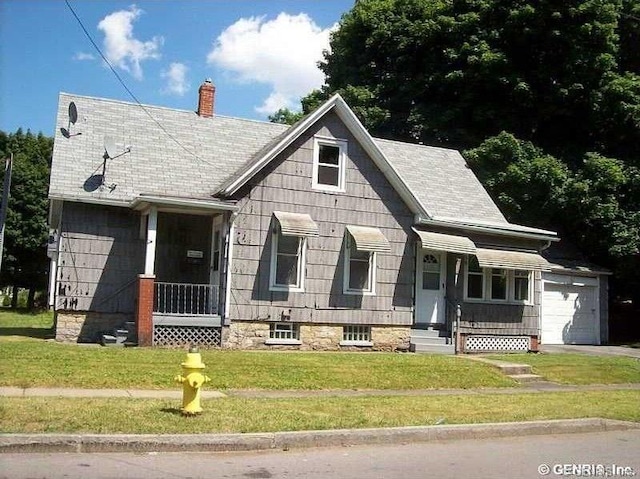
[223,211,238,325]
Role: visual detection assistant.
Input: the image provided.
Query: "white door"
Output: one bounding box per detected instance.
[415,249,446,326]
[542,282,599,344]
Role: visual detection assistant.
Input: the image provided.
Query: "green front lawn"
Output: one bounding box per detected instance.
[1,391,638,434]
[0,309,54,339]
[0,339,514,390]
[488,353,640,384]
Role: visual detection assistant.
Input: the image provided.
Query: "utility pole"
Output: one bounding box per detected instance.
[0,153,13,273]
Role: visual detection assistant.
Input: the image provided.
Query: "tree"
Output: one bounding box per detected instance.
[311,0,639,164]
[0,129,53,309]
[268,108,303,125]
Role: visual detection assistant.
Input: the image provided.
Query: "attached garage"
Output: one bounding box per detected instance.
[542,274,600,345]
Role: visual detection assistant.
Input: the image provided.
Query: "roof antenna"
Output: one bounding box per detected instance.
[100,136,132,191]
[60,102,82,138]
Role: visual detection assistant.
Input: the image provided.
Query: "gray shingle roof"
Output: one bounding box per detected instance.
[49,93,288,204]
[374,138,507,224]
[49,92,511,228]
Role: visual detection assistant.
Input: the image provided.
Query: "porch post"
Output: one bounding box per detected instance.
[144,206,158,275]
[136,274,155,346]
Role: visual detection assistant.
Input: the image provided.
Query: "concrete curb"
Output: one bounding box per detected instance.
[1,418,638,454]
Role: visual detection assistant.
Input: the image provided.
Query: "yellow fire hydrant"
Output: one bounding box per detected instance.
[175,346,210,415]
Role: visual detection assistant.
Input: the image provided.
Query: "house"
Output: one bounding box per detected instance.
[47,80,607,352]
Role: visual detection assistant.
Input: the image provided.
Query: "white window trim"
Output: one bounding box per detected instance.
[340,325,373,346]
[312,136,347,192]
[265,322,302,345]
[464,259,533,305]
[343,237,376,296]
[269,230,306,292]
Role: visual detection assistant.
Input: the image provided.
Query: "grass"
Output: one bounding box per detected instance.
[0,390,638,434]
[0,339,514,390]
[0,309,54,339]
[488,353,640,385]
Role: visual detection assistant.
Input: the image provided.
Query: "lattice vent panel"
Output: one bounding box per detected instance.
[465,335,529,352]
[154,326,221,347]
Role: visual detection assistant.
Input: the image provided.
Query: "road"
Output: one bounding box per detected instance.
[1,430,639,479]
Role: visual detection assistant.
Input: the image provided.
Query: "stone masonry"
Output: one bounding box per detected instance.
[55,311,132,343]
[223,322,411,351]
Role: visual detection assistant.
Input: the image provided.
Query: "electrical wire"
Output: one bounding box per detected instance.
[64,0,215,167]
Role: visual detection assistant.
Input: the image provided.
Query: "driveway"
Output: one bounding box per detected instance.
[540,344,640,358]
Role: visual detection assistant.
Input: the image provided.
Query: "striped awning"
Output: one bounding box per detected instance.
[273,211,319,237]
[346,225,391,253]
[412,228,476,254]
[475,248,551,271]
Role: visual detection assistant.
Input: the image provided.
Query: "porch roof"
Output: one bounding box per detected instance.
[130,194,237,213]
[412,228,476,255]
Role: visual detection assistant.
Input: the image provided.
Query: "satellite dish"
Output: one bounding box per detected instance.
[104,136,117,159]
[68,102,78,125]
[60,127,70,139]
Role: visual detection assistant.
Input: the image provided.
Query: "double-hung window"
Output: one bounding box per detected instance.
[271,232,305,291]
[312,137,347,191]
[343,225,391,295]
[269,211,319,292]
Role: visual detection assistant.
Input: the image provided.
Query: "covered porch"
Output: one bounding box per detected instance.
[131,194,236,347]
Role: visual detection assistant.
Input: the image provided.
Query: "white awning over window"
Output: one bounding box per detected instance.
[346,225,391,253]
[412,228,476,254]
[273,211,319,237]
[475,248,551,271]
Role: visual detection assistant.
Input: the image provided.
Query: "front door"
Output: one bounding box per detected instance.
[415,249,446,326]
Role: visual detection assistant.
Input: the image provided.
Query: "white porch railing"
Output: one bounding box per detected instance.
[154,282,218,316]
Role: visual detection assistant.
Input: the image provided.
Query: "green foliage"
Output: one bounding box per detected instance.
[465,135,640,265]
[309,0,640,301]
[268,108,303,125]
[464,133,570,229]
[0,129,53,307]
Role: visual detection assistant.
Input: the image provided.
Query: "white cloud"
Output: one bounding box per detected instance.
[97,5,162,80]
[207,13,334,114]
[73,52,95,61]
[161,62,189,96]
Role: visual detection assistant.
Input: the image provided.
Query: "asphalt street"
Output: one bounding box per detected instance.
[2,429,639,479]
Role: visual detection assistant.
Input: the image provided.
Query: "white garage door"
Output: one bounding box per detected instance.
[542,282,599,345]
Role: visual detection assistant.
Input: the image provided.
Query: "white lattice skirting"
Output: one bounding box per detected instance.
[153,326,222,347]
[465,335,530,352]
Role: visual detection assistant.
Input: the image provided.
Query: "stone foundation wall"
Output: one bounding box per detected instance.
[223,322,411,351]
[55,311,132,343]
[371,326,411,351]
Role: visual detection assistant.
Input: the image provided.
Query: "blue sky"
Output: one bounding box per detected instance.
[0,1,354,136]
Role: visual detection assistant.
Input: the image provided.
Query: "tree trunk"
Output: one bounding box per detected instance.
[11,284,18,309]
[27,287,36,311]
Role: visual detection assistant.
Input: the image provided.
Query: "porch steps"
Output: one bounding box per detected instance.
[100,321,137,347]
[465,357,544,382]
[410,328,455,355]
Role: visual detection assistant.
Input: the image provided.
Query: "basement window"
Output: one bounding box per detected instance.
[265,323,301,345]
[340,325,373,346]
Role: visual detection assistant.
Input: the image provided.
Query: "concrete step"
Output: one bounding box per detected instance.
[410,328,449,339]
[508,373,544,383]
[410,343,455,355]
[495,364,533,375]
[410,336,452,347]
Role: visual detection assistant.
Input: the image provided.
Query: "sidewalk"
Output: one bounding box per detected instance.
[2,382,640,400]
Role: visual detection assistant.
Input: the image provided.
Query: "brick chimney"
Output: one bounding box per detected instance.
[197,79,215,117]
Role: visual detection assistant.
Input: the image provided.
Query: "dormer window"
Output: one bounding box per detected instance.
[312,137,347,192]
